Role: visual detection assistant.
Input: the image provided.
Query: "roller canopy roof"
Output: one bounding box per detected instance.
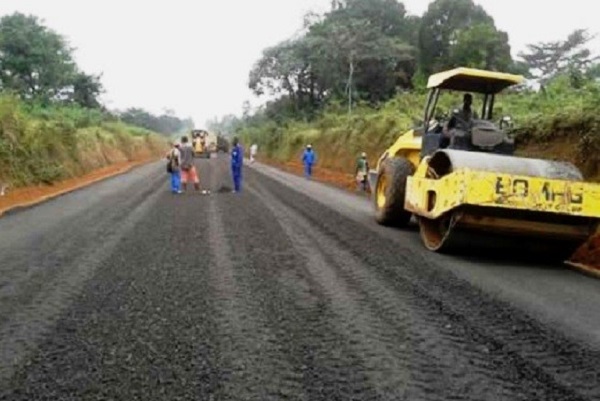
[427,67,525,93]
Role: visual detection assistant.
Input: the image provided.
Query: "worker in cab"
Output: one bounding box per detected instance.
[441,93,478,148]
[302,144,316,179]
[230,137,243,192]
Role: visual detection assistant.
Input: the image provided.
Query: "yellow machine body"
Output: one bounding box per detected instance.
[191,129,216,158]
[405,150,600,245]
[377,129,422,168]
[371,67,600,276]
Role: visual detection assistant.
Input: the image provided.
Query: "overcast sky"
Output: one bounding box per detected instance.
[0,0,597,127]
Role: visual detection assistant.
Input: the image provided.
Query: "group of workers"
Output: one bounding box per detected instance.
[166,135,243,194]
[164,93,476,196]
[301,144,369,191]
[166,137,371,194]
[302,144,370,191]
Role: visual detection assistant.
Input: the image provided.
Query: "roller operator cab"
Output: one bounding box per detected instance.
[371,67,600,273]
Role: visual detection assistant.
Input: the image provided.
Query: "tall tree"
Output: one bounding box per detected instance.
[249,0,418,114]
[0,12,103,107]
[70,71,103,108]
[119,108,193,135]
[518,29,598,86]
[448,23,513,71]
[417,0,500,75]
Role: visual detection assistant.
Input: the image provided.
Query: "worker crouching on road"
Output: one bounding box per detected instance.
[302,144,316,179]
[231,137,243,192]
[355,152,370,192]
[166,141,182,194]
[179,136,201,192]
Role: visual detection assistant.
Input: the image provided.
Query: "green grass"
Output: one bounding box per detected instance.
[0,95,169,187]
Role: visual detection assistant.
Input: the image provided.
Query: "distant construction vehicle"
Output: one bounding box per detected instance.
[191,129,217,158]
[369,66,600,275]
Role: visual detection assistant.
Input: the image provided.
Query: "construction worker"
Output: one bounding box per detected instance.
[302,144,316,179]
[355,152,369,192]
[179,136,201,192]
[231,137,243,192]
[441,93,478,148]
[166,141,182,194]
[250,143,258,163]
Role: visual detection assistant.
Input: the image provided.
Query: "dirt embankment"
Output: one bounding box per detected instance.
[258,140,582,195]
[259,157,371,196]
[0,132,168,217]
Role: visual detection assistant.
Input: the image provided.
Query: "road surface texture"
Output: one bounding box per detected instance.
[1,155,600,400]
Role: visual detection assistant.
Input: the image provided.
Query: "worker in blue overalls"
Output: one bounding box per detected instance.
[231,137,243,192]
[302,144,316,179]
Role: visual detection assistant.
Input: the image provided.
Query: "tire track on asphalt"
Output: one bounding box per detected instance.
[206,163,303,400]
[246,181,417,399]
[217,184,387,400]
[247,169,600,400]
[0,171,166,386]
[248,180,525,399]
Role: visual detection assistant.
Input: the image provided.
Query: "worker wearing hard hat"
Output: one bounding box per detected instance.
[301,144,316,179]
[355,151,370,192]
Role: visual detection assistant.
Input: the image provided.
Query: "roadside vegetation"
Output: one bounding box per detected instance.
[209,0,600,180]
[0,13,193,188]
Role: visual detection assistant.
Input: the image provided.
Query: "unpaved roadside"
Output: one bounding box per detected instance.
[0,158,159,217]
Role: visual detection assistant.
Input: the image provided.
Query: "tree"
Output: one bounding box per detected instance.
[0,13,72,100]
[248,0,417,114]
[0,12,104,108]
[518,29,599,87]
[448,23,513,71]
[309,18,415,108]
[311,0,417,99]
[418,0,499,75]
[206,114,243,137]
[70,71,103,108]
[119,108,193,135]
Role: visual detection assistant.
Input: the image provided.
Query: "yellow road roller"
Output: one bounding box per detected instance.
[370,67,600,275]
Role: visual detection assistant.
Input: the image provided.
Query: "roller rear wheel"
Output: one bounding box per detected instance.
[374,157,415,227]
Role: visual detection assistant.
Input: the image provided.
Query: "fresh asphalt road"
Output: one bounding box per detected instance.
[1,155,600,400]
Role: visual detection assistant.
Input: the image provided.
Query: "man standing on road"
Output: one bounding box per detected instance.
[355,151,370,192]
[302,144,316,179]
[179,136,201,192]
[250,143,258,163]
[231,137,243,192]
[166,142,182,194]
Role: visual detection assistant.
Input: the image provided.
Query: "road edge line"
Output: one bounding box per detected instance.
[0,158,158,218]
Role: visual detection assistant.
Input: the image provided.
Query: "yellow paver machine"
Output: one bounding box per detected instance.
[192,129,215,159]
[369,67,600,276]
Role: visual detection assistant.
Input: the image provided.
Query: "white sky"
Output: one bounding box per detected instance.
[0,0,597,128]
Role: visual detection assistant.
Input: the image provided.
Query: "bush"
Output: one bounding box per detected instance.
[0,94,169,187]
